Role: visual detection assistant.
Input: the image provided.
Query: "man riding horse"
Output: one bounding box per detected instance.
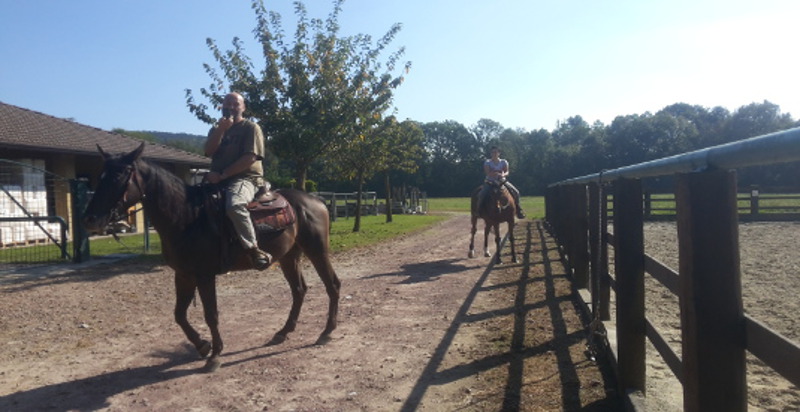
[204,92,272,270]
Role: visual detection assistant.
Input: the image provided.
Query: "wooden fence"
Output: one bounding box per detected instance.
[545,127,800,411]
[639,190,800,221]
[312,191,379,221]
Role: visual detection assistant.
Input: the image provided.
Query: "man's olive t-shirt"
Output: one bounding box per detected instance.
[209,120,265,178]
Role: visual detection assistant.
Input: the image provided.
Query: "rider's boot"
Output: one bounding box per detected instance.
[513,193,526,219]
[248,247,272,270]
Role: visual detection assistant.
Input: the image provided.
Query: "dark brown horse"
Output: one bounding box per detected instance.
[82,143,340,372]
[469,179,517,264]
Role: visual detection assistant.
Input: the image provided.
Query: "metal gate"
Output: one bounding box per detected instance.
[0,159,72,268]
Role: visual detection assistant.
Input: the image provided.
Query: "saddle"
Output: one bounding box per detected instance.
[200,183,296,236]
[246,186,296,233]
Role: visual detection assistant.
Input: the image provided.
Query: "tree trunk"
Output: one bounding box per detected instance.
[295,164,308,192]
[385,172,393,223]
[353,169,364,232]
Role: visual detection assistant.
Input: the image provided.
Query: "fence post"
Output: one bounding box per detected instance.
[588,182,601,316]
[613,178,646,396]
[676,170,746,412]
[143,211,150,253]
[588,182,611,320]
[600,185,610,320]
[571,184,589,288]
[70,178,91,263]
[749,186,759,218]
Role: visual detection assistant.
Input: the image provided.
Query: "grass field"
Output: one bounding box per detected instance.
[426,196,545,219]
[1,196,544,263]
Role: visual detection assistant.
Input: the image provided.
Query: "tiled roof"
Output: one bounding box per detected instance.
[0,101,209,167]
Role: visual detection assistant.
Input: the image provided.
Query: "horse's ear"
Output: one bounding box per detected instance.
[122,142,146,163]
[97,144,111,160]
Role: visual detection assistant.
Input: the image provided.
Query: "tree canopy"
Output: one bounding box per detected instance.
[185,0,409,191]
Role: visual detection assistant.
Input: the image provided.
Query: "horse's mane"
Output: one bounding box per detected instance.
[135,158,201,228]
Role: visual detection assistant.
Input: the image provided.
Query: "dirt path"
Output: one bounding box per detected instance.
[0,214,619,411]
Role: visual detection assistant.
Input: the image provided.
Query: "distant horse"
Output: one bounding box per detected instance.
[468,179,517,264]
[82,143,341,372]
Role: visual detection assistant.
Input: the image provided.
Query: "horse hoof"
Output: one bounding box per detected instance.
[197,341,212,359]
[468,250,475,258]
[266,334,287,346]
[203,358,222,373]
[315,335,332,345]
[484,251,491,258]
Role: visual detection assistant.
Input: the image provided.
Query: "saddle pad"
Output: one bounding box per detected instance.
[248,194,296,232]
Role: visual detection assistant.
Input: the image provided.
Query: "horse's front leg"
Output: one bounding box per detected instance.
[469,214,478,258]
[483,223,492,257]
[493,223,502,264]
[508,220,518,263]
[174,273,211,359]
[196,276,223,372]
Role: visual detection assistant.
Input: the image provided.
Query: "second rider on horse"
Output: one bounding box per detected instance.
[478,146,526,219]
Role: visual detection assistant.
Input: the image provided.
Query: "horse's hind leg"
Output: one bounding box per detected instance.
[307,252,341,345]
[269,247,307,346]
[174,273,211,359]
[196,276,223,372]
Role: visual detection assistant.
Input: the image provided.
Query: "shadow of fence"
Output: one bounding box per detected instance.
[401,220,620,411]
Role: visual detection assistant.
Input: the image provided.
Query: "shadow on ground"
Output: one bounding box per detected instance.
[400,220,621,411]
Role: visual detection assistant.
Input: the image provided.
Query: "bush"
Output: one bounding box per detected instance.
[267,176,317,192]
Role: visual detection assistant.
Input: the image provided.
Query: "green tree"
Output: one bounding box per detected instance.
[326,117,423,230]
[471,118,504,148]
[420,120,482,196]
[112,129,157,143]
[380,119,424,223]
[185,0,410,191]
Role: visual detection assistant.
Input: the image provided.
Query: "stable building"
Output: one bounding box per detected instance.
[0,101,209,247]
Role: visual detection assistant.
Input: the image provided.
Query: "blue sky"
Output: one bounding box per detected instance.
[2,0,798,137]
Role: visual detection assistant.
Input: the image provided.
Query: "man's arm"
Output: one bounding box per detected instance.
[204,118,234,157]
[206,153,258,184]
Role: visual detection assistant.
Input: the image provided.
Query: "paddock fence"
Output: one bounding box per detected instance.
[545,126,800,412]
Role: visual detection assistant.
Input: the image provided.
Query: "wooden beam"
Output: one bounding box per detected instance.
[676,170,746,412]
[613,178,646,394]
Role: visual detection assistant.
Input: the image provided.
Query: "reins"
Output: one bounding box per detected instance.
[108,164,147,247]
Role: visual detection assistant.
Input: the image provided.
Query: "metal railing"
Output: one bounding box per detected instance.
[554,127,800,185]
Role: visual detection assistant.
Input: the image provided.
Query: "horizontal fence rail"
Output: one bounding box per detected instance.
[546,126,800,412]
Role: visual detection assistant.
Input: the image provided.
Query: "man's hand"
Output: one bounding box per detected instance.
[206,171,224,184]
[217,116,235,131]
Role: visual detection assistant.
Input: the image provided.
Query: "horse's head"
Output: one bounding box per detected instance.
[487,179,511,209]
[82,143,146,233]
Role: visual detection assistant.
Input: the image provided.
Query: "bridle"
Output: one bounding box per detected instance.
[107,163,146,227]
